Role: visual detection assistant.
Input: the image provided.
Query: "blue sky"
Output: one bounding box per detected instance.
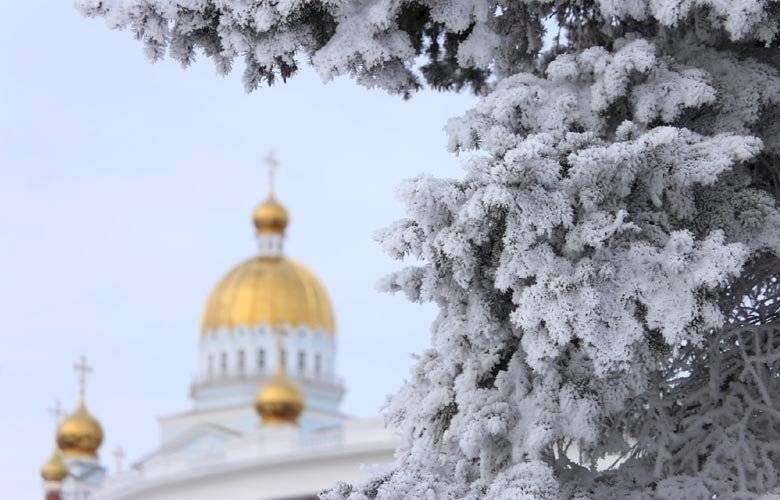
[0,1,475,497]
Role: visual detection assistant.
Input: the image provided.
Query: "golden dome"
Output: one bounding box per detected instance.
[40,448,68,482]
[254,373,304,424]
[201,256,335,334]
[253,196,289,234]
[56,401,104,457]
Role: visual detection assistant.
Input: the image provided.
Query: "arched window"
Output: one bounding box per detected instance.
[257,349,266,373]
[280,348,287,371]
[220,351,228,376]
[237,349,245,377]
[297,350,306,375]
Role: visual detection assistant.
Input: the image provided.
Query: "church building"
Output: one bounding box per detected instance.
[40,161,398,499]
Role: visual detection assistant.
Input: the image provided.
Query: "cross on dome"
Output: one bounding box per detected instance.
[74,355,93,400]
[113,446,126,472]
[252,151,290,243]
[264,150,279,196]
[48,400,64,426]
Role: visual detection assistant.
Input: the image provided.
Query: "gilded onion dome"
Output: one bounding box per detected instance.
[56,400,104,457]
[253,195,289,234]
[255,372,305,425]
[40,447,68,482]
[201,256,335,334]
[200,193,335,335]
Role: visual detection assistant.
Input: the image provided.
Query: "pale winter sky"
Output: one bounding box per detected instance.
[0,2,475,497]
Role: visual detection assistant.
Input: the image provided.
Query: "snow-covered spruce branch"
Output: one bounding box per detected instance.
[617,256,780,494]
[77,0,779,96]
[78,0,780,497]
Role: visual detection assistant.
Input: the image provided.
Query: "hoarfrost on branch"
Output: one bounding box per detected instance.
[80,0,780,497]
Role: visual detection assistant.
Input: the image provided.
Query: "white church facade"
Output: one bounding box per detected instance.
[40,163,398,499]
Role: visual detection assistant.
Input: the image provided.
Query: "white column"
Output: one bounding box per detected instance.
[257,234,283,257]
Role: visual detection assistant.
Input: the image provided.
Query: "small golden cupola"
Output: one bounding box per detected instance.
[57,401,104,457]
[254,371,305,425]
[255,335,305,425]
[40,447,68,483]
[253,195,289,235]
[56,357,104,458]
[252,151,288,235]
[41,401,69,484]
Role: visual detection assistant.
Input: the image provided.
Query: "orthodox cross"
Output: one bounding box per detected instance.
[74,355,93,400]
[265,150,279,195]
[113,446,126,473]
[47,400,64,427]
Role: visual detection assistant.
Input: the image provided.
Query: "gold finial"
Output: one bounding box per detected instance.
[74,355,92,401]
[265,150,279,196]
[254,327,304,425]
